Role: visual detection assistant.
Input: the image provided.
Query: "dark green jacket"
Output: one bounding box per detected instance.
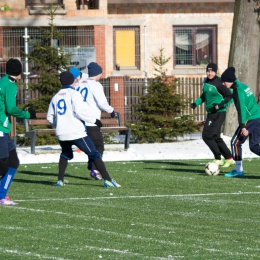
[232,79,260,127]
[0,74,30,133]
[194,76,233,114]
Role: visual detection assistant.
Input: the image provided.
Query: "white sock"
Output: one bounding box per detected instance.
[235,161,243,172]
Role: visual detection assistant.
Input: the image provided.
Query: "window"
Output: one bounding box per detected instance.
[173,26,216,66]
[26,0,63,9]
[113,27,140,70]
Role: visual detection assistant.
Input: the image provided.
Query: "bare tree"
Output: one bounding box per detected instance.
[223,0,260,136]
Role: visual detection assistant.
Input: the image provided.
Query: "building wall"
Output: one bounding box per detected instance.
[0,1,234,77]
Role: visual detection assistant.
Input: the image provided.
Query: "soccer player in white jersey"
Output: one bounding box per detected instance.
[69,64,115,181]
[47,71,121,188]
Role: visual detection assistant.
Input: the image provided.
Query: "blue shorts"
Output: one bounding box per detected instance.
[59,135,102,162]
[0,133,16,159]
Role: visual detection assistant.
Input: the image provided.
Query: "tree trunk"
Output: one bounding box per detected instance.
[223,0,260,136]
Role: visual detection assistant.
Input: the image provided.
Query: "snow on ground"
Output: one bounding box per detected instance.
[17,135,258,164]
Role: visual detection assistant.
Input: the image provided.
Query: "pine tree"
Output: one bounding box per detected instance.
[16,5,72,147]
[127,47,198,143]
[23,5,72,112]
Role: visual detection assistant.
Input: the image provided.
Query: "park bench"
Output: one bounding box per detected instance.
[24,112,131,154]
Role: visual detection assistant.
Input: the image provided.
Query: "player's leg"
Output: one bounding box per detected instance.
[57,140,73,186]
[247,118,260,156]
[225,126,247,177]
[0,134,19,205]
[214,112,234,167]
[202,113,223,163]
[86,126,104,180]
[74,136,121,187]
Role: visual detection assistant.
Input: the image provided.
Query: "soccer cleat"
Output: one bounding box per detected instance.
[221,159,235,168]
[110,179,121,187]
[213,159,224,166]
[224,170,244,178]
[0,198,18,206]
[104,179,121,188]
[90,170,102,181]
[56,180,65,187]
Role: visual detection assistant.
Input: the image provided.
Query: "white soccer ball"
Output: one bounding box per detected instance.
[205,162,220,176]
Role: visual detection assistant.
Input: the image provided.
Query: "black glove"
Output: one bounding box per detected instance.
[94,119,102,128]
[190,103,196,109]
[213,103,224,111]
[111,111,116,118]
[28,109,36,119]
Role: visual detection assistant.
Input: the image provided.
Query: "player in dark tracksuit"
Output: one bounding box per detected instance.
[220,67,260,177]
[191,63,234,167]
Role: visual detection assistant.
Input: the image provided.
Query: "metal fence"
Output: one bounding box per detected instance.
[16,76,207,123]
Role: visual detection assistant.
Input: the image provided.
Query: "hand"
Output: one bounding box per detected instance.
[28,109,36,119]
[111,111,116,118]
[190,103,196,109]
[213,103,224,111]
[94,119,102,128]
[241,128,249,136]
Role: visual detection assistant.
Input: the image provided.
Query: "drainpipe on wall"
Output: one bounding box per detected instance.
[23,27,30,104]
[144,25,148,93]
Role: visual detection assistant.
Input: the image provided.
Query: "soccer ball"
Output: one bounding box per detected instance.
[205,162,220,176]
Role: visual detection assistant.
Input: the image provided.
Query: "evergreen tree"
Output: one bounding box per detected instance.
[127,47,198,143]
[23,5,72,112]
[16,5,72,147]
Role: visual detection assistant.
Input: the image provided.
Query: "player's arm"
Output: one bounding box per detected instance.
[236,88,247,127]
[47,99,56,126]
[5,86,30,119]
[92,82,114,113]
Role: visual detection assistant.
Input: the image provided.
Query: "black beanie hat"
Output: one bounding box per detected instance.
[221,67,236,82]
[6,58,22,76]
[59,71,74,86]
[206,63,217,73]
[88,62,102,77]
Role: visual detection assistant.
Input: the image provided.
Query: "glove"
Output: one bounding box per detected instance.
[28,109,36,119]
[94,119,102,128]
[190,103,196,109]
[111,111,116,118]
[213,103,224,111]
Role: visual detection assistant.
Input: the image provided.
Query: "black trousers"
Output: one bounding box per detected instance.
[202,112,232,160]
[87,126,104,171]
[231,118,260,161]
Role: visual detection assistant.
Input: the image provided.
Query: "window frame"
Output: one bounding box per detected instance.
[26,0,63,9]
[113,26,140,71]
[173,26,217,67]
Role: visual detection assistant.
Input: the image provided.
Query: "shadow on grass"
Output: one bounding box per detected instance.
[13,178,104,188]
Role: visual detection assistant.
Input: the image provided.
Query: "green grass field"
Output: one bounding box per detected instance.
[1,159,260,260]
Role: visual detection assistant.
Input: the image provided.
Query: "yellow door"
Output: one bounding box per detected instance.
[116,30,135,67]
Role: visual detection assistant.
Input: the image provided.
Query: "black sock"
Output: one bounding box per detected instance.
[94,158,111,181]
[58,156,68,181]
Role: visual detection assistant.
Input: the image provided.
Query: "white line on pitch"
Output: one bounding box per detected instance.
[14,191,260,202]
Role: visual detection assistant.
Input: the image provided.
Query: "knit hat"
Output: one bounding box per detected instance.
[6,58,22,76]
[206,63,217,73]
[221,67,236,82]
[69,67,81,79]
[59,71,74,86]
[88,62,102,77]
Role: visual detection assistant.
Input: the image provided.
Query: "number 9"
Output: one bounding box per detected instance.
[57,99,67,115]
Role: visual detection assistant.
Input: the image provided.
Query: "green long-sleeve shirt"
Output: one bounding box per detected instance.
[232,79,260,128]
[0,74,30,133]
[194,76,233,114]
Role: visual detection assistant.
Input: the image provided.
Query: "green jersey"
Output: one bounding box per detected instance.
[232,79,260,127]
[0,74,30,133]
[194,76,232,114]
